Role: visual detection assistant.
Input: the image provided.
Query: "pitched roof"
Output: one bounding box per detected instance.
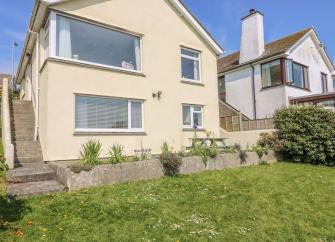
[218,28,312,74]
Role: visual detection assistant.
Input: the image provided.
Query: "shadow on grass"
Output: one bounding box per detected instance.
[0,194,31,231]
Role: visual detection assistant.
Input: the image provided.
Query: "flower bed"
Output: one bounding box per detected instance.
[49,151,277,191]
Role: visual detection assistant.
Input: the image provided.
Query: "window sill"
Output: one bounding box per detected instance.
[182,128,206,132]
[74,131,147,136]
[181,79,204,86]
[260,84,284,91]
[48,57,146,77]
[285,84,311,92]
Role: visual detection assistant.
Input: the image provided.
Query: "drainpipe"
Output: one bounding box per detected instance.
[251,64,257,119]
[29,30,40,140]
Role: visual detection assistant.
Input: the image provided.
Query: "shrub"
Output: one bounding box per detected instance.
[108,144,127,165]
[69,163,93,174]
[248,144,268,160]
[274,105,335,166]
[0,157,8,177]
[257,132,282,152]
[79,140,102,165]
[160,142,182,176]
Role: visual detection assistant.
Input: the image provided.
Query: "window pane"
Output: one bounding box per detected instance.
[131,101,142,129]
[321,74,328,93]
[183,106,191,126]
[193,112,202,127]
[75,96,129,130]
[333,77,335,91]
[261,60,282,87]
[285,60,293,84]
[182,57,199,80]
[56,15,141,71]
[181,48,199,58]
[303,67,309,89]
[293,63,304,88]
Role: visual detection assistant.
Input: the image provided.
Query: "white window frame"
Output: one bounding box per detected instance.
[43,19,50,62]
[48,11,143,74]
[182,104,204,129]
[181,47,201,83]
[75,94,145,133]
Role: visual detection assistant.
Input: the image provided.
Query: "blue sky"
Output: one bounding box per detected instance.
[0,0,334,74]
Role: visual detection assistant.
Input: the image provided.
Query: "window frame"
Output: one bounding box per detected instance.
[48,11,143,74]
[260,58,310,90]
[74,94,145,134]
[261,59,284,89]
[182,104,204,129]
[290,61,310,90]
[181,46,202,83]
[321,72,328,93]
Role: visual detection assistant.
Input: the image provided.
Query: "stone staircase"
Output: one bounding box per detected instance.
[6,100,65,198]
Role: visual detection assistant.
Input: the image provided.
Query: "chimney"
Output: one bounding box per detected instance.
[239,9,265,64]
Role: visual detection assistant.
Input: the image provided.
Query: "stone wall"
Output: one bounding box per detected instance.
[50,151,277,191]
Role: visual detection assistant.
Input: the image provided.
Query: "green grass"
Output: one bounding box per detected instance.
[0,163,334,241]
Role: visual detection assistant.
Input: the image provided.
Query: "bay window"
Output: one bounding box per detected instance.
[261,59,309,89]
[181,48,200,82]
[53,14,141,71]
[75,95,144,132]
[182,105,203,128]
[261,60,282,87]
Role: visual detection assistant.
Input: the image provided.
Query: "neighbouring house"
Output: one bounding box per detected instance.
[218,9,335,119]
[13,0,223,163]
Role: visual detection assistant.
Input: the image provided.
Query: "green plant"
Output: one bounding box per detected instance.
[257,132,282,152]
[79,139,102,165]
[274,105,335,166]
[248,144,268,160]
[160,142,182,176]
[108,144,127,165]
[234,144,248,163]
[0,157,8,177]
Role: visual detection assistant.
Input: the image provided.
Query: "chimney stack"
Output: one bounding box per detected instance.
[239,9,265,64]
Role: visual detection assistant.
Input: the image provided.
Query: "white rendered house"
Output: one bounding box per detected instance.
[218,9,335,119]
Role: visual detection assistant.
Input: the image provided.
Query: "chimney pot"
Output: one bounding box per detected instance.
[249,9,256,14]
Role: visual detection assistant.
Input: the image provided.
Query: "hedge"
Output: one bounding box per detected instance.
[274,105,335,166]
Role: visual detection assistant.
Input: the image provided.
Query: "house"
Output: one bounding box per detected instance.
[218,9,335,119]
[13,0,223,163]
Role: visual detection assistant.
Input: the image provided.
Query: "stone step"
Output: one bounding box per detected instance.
[15,156,44,164]
[7,180,66,198]
[6,165,56,183]
[13,137,35,142]
[15,161,46,168]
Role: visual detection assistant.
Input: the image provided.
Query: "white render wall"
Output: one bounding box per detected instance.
[225,34,334,119]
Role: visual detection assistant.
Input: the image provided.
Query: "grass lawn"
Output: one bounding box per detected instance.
[0,163,334,241]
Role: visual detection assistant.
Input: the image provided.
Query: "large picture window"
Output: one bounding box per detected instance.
[56,15,141,71]
[261,60,282,88]
[182,105,203,128]
[181,48,200,82]
[75,95,144,132]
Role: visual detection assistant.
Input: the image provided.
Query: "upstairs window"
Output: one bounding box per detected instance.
[290,62,309,89]
[181,48,200,82]
[182,105,203,128]
[321,73,328,93]
[333,76,335,91]
[261,60,282,87]
[75,95,144,132]
[56,15,141,71]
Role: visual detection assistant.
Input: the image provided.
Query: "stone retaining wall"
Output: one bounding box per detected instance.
[50,151,277,191]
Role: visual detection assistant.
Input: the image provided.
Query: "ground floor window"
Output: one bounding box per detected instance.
[75,95,143,132]
[182,105,203,129]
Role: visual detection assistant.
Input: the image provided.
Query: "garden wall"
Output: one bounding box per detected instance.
[49,151,277,191]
